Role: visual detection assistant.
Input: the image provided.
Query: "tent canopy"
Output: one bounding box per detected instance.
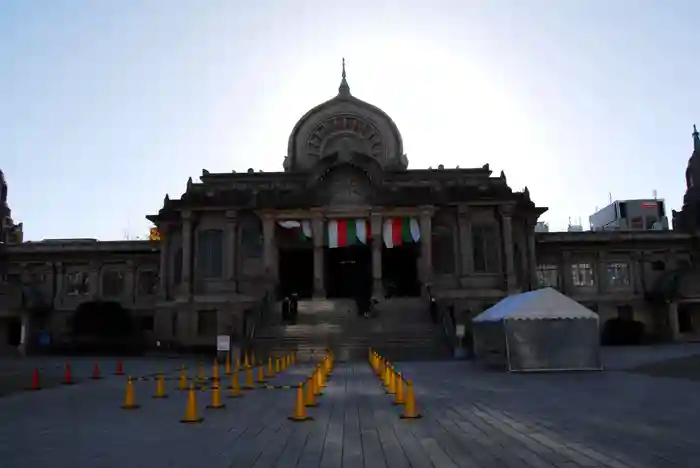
[472,287,599,322]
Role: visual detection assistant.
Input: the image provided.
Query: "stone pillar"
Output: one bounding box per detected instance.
[419,207,433,286]
[53,262,63,308]
[500,207,517,293]
[457,205,473,275]
[262,213,276,289]
[312,215,325,298]
[527,229,537,290]
[596,253,606,294]
[179,211,193,297]
[88,261,100,300]
[560,251,572,294]
[224,211,238,290]
[668,301,680,341]
[158,224,169,299]
[370,213,383,297]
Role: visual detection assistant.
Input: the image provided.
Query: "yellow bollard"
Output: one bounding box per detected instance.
[180,384,204,423]
[400,380,422,420]
[121,376,139,409]
[179,366,188,391]
[289,382,313,421]
[153,373,168,398]
[206,381,226,409]
[225,354,232,375]
[228,370,243,398]
[393,373,406,405]
[244,365,254,389]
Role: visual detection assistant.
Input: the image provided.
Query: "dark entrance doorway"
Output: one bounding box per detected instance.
[382,244,420,297]
[278,248,314,298]
[325,245,372,298]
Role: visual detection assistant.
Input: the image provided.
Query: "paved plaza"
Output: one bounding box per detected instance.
[2,350,700,468]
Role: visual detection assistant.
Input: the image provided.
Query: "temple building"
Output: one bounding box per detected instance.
[2,65,700,354]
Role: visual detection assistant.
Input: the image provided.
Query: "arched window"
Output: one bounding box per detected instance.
[197,229,224,278]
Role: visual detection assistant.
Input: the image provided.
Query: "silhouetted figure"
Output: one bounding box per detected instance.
[282,296,290,322]
[290,293,299,323]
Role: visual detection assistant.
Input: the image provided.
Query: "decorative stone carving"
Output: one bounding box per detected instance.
[306,115,384,162]
[322,166,371,206]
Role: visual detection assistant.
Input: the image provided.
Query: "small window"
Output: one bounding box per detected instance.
[536,264,559,288]
[571,263,595,287]
[606,263,630,288]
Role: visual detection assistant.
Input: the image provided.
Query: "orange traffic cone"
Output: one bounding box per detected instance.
[27,368,41,390]
[289,382,313,422]
[91,361,102,380]
[243,366,254,389]
[178,366,188,390]
[400,380,421,420]
[180,384,204,423]
[257,364,266,384]
[225,354,232,375]
[206,382,226,409]
[243,352,250,368]
[228,370,243,398]
[235,357,241,372]
[153,373,168,398]
[62,362,74,385]
[114,359,124,376]
[275,358,281,374]
[313,368,323,396]
[386,368,397,395]
[212,359,220,383]
[304,376,318,407]
[121,377,139,409]
[266,357,274,378]
[393,374,406,405]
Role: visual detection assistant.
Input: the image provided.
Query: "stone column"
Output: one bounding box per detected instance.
[53,262,64,309]
[158,224,169,299]
[262,213,276,290]
[224,211,238,290]
[180,210,193,297]
[88,261,100,300]
[527,228,537,290]
[596,253,606,294]
[419,208,433,286]
[560,251,572,294]
[312,215,325,298]
[668,301,680,341]
[370,213,383,297]
[500,206,517,293]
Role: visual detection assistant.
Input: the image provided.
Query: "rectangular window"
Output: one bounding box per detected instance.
[571,263,595,287]
[66,271,90,295]
[137,270,158,296]
[197,230,224,278]
[101,270,125,297]
[536,264,559,288]
[606,262,631,288]
[197,310,217,336]
[472,224,500,273]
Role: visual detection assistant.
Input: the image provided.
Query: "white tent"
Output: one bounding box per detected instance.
[471,288,603,372]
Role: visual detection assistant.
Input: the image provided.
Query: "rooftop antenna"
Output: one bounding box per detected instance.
[608,192,612,204]
[653,189,658,200]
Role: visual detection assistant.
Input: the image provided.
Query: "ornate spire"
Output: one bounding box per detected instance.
[338,57,351,97]
[694,124,699,151]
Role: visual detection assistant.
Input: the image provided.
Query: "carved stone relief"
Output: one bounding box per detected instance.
[306,115,384,163]
[321,166,372,206]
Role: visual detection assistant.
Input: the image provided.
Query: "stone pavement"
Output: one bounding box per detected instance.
[1,358,700,468]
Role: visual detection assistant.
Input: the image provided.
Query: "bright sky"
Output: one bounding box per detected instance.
[1,1,698,240]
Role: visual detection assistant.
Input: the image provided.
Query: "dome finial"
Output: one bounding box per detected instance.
[338,57,350,97]
[694,124,700,151]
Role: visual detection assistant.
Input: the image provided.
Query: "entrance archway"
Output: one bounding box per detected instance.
[325,246,372,298]
[278,248,314,298]
[382,244,420,297]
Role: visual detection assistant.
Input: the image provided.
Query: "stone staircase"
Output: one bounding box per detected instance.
[252,297,451,362]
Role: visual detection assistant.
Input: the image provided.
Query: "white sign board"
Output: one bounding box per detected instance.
[455,325,466,338]
[216,335,230,351]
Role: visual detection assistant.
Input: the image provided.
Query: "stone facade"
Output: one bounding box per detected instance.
[2,67,700,350]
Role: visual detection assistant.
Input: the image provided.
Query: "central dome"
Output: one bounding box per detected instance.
[284,60,407,172]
